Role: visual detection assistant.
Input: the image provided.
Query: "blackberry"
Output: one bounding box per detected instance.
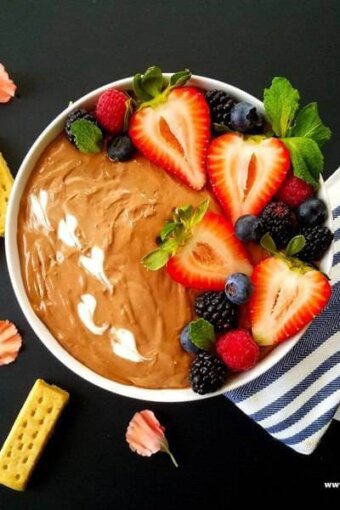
[195,291,236,333]
[65,108,98,145]
[205,89,236,128]
[297,226,333,262]
[189,351,227,395]
[258,201,294,249]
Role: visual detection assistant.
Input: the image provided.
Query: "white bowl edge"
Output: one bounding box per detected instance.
[5,74,334,402]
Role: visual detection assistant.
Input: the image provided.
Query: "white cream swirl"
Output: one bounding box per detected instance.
[79,246,113,292]
[29,190,52,231]
[58,213,81,248]
[77,294,109,335]
[110,327,149,363]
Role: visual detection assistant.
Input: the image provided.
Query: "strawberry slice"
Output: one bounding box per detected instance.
[167,212,252,290]
[129,68,210,190]
[207,133,290,223]
[250,256,331,345]
[0,320,22,365]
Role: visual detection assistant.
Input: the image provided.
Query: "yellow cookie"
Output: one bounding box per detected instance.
[0,379,69,491]
[0,152,13,236]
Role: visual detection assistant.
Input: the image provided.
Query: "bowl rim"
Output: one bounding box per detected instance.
[5,74,334,402]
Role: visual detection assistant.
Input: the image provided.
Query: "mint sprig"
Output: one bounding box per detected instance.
[142,198,209,270]
[70,119,103,153]
[263,77,331,188]
[188,318,215,350]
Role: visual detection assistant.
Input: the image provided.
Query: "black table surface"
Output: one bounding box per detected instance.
[1,0,340,507]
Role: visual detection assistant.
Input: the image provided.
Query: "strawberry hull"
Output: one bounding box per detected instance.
[166,212,253,290]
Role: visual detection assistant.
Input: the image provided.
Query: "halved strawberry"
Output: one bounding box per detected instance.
[207,133,290,223]
[250,256,331,345]
[167,212,252,290]
[129,86,210,190]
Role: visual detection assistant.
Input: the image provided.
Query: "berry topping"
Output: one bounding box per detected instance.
[189,351,227,394]
[216,330,260,372]
[129,67,210,190]
[297,226,334,262]
[142,200,252,291]
[96,89,129,135]
[276,173,314,208]
[204,89,235,129]
[179,325,199,354]
[107,135,135,162]
[225,273,253,305]
[235,214,262,242]
[207,133,290,224]
[195,291,236,333]
[258,201,294,249]
[229,101,263,133]
[65,109,98,146]
[296,198,328,227]
[250,256,331,345]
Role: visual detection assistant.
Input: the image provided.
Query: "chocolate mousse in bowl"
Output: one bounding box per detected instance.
[18,134,220,389]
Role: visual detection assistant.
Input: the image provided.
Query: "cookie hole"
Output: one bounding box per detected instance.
[15,474,20,480]
[23,457,28,464]
[18,443,23,451]
[28,443,33,450]
[39,419,44,425]
[31,409,36,417]
[22,420,27,428]
[32,431,38,439]
[6,451,11,458]
[47,407,53,414]
[18,433,23,440]
[2,465,8,470]
[38,397,43,404]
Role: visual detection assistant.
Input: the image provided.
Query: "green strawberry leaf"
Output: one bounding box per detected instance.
[141,66,164,98]
[288,102,331,147]
[70,119,103,153]
[189,318,215,350]
[160,221,178,241]
[263,77,300,138]
[285,235,306,257]
[191,198,210,226]
[142,248,171,270]
[281,137,323,187]
[260,233,278,254]
[169,69,192,88]
[133,73,153,103]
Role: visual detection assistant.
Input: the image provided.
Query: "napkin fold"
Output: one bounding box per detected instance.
[225,170,340,455]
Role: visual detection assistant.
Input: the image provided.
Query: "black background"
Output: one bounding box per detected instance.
[1,0,340,507]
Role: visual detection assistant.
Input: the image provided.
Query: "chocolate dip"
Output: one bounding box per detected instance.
[18,134,220,388]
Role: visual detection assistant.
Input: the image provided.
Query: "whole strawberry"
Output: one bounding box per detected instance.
[216,329,260,371]
[95,89,129,134]
[276,173,314,208]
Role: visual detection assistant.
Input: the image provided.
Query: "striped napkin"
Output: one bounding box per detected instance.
[225,169,340,455]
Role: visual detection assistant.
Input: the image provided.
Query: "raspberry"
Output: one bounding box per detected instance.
[276,174,314,208]
[95,89,128,134]
[216,330,260,372]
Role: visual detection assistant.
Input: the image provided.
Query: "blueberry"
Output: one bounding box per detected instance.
[235,214,261,242]
[180,325,199,353]
[107,135,135,162]
[229,101,263,133]
[297,198,328,227]
[225,273,253,305]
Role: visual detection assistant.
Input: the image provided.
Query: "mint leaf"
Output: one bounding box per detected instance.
[70,119,103,153]
[189,319,215,350]
[263,77,300,137]
[142,248,171,270]
[289,102,331,147]
[282,137,323,187]
[285,235,306,257]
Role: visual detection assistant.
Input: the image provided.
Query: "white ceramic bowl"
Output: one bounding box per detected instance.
[5,74,334,402]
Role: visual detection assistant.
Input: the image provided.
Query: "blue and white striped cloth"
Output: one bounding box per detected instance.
[225,169,340,455]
